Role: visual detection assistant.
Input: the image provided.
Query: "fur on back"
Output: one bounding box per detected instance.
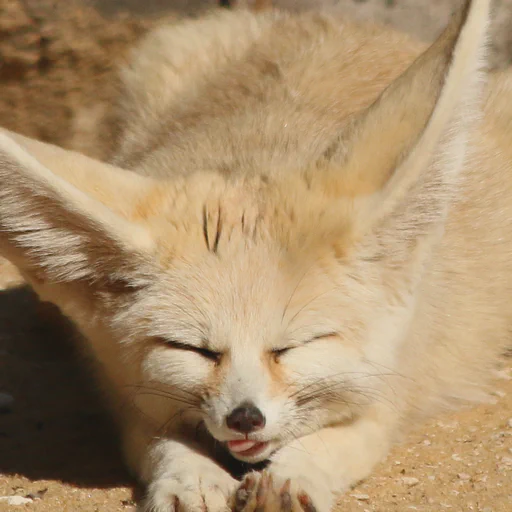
[112,9,424,177]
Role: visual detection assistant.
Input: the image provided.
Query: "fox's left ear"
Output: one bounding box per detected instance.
[314,0,490,238]
[0,129,156,293]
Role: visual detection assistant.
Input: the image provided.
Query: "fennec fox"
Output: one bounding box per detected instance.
[0,0,510,510]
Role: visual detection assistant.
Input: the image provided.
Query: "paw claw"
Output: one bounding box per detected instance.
[234,489,249,511]
[279,480,292,512]
[234,474,259,512]
[298,493,316,512]
[240,475,256,492]
[247,476,257,492]
[280,480,291,493]
[257,473,269,498]
[255,473,269,510]
[232,473,321,512]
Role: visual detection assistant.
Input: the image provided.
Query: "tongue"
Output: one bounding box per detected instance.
[227,440,257,453]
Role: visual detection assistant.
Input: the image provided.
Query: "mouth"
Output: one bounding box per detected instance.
[226,439,270,459]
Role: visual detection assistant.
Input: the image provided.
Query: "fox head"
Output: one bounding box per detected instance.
[0,0,489,464]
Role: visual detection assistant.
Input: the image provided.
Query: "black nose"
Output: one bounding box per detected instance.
[226,401,266,433]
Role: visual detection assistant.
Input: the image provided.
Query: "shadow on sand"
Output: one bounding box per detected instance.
[0,286,133,489]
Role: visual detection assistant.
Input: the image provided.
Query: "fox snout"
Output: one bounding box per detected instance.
[226,401,266,433]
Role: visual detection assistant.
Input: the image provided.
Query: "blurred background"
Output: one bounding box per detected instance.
[1,0,512,158]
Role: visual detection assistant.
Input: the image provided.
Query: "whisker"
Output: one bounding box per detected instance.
[146,380,203,399]
[281,264,315,323]
[126,382,202,402]
[126,386,199,406]
[287,370,396,402]
[286,288,339,328]
[130,390,199,408]
[154,406,202,439]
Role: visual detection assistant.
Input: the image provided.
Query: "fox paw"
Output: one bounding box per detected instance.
[141,468,237,512]
[230,471,319,512]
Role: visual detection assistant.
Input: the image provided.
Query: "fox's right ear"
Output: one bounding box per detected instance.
[311,0,490,241]
[0,129,156,293]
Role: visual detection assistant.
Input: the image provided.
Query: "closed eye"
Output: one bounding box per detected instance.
[271,346,292,357]
[271,332,338,358]
[163,339,222,362]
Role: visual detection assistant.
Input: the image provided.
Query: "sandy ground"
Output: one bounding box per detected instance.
[1,1,512,511]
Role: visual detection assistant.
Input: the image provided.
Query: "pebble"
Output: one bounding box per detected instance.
[437,420,459,429]
[350,493,370,501]
[401,477,420,487]
[0,496,33,505]
[457,473,471,481]
[494,369,511,380]
[26,489,48,500]
[0,392,14,413]
[507,418,512,428]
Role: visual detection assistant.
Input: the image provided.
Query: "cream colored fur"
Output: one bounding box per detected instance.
[0,1,509,511]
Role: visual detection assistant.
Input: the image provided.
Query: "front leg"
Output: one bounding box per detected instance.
[138,437,238,512]
[233,406,396,512]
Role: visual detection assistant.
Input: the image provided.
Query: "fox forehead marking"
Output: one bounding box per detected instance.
[202,203,223,253]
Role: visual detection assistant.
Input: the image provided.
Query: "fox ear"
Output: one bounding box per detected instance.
[314,0,489,238]
[0,129,156,292]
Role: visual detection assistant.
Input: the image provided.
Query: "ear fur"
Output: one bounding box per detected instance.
[0,129,155,291]
[313,0,490,238]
